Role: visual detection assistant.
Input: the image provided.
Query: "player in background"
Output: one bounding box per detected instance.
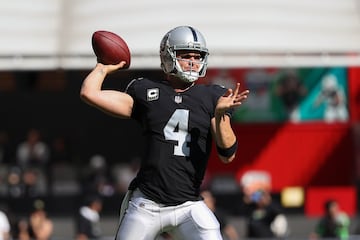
[313,74,348,122]
[310,199,350,240]
[80,26,249,240]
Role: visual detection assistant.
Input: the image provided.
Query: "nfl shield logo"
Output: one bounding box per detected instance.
[174,95,182,104]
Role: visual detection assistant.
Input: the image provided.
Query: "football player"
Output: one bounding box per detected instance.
[80,26,249,240]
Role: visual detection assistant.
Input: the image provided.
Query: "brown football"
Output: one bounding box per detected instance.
[91,30,131,68]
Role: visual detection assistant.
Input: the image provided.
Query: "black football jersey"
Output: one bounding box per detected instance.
[126,78,227,205]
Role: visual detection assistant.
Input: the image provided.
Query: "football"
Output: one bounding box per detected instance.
[91,30,131,68]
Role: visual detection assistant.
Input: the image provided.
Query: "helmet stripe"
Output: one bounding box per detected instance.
[188,26,198,41]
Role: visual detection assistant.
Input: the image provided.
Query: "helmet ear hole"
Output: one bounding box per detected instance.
[160,48,176,74]
[159,26,209,82]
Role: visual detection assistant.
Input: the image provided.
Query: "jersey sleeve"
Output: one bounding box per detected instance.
[124,78,142,120]
[125,78,141,97]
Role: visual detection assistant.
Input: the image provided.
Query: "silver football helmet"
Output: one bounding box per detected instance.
[160,26,209,83]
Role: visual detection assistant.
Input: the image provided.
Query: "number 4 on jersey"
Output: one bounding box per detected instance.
[163,109,191,157]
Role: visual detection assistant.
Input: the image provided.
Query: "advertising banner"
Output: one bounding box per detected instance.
[203,67,349,123]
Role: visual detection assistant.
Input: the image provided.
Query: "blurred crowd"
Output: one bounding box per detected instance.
[0,196,105,240]
[0,190,353,240]
[0,128,357,239]
[0,128,140,199]
[0,127,139,239]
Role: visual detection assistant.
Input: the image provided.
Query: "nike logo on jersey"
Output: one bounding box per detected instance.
[147,88,159,101]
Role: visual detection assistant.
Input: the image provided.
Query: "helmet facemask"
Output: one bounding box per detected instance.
[173,48,208,83]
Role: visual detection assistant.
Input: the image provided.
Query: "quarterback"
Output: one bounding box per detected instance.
[80,26,249,240]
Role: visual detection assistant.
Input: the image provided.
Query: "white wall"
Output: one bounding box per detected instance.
[1,0,360,69]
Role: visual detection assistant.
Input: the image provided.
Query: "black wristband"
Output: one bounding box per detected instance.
[216,140,238,157]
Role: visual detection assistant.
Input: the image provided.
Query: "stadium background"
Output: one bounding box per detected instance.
[1,0,360,239]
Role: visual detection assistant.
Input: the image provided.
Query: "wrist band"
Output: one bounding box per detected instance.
[216,140,238,157]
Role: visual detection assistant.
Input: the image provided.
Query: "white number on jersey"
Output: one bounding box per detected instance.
[163,109,191,156]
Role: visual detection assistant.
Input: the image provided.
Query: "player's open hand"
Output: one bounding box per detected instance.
[215,83,250,116]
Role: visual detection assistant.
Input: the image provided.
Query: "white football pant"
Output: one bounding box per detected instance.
[115,188,222,240]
